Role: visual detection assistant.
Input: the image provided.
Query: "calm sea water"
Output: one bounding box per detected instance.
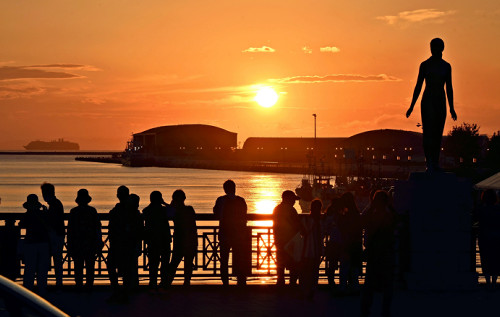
[0,155,302,214]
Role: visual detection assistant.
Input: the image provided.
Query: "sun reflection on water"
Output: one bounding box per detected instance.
[247,174,285,214]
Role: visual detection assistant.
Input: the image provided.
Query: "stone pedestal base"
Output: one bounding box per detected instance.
[394,172,477,290]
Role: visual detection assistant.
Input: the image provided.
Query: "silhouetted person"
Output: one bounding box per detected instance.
[19,194,50,296]
[107,186,143,302]
[300,199,323,299]
[213,180,249,286]
[107,185,129,299]
[323,197,343,287]
[127,194,143,289]
[273,190,304,286]
[406,38,457,172]
[338,192,362,293]
[360,190,397,317]
[41,182,65,288]
[0,218,21,281]
[166,190,198,286]
[475,189,500,289]
[143,191,173,288]
[67,189,102,291]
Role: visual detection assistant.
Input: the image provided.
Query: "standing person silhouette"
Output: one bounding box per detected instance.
[166,190,198,286]
[143,191,173,289]
[213,180,249,286]
[19,194,50,296]
[273,190,304,286]
[406,38,457,172]
[67,189,102,291]
[106,186,143,302]
[41,182,65,288]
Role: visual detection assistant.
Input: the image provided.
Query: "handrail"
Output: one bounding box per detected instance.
[0,213,481,284]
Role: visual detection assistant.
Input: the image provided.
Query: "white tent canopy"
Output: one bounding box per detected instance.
[476,172,500,190]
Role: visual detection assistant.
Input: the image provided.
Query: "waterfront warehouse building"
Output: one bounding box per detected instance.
[242,137,345,162]
[131,124,237,159]
[243,129,424,164]
[131,125,425,165]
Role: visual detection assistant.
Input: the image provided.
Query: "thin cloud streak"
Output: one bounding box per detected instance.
[28,64,101,71]
[242,46,276,53]
[320,46,340,53]
[0,66,83,81]
[377,9,456,25]
[302,46,313,54]
[270,74,401,84]
[0,86,46,99]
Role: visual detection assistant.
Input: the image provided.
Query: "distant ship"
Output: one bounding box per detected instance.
[23,139,80,151]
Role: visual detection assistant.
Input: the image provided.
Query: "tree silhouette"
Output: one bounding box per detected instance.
[445,123,481,166]
[486,131,500,170]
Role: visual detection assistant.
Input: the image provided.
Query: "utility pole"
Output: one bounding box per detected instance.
[313,113,317,140]
[313,113,317,175]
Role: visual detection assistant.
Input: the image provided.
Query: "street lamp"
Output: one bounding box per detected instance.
[313,113,317,140]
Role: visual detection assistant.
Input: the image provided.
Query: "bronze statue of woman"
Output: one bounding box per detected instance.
[406,38,457,172]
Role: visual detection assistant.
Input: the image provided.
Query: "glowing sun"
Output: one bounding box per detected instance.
[254,87,279,108]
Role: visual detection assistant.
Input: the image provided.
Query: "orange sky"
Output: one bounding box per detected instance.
[1,1,499,150]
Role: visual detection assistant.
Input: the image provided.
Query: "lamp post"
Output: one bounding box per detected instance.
[313,113,317,140]
[312,113,317,174]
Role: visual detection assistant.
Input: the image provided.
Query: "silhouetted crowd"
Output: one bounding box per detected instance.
[0,181,499,316]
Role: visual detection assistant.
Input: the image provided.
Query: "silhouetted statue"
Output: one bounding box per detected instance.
[273,190,304,286]
[107,186,143,303]
[67,189,103,291]
[166,190,198,286]
[213,180,250,286]
[143,191,173,288]
[475,189,500,289]
[41,182,65,288]
[360,190,397,317]
[18,194,50,296]
[0,218,21,281]
[300,199,323,299]
[406,38,457,172]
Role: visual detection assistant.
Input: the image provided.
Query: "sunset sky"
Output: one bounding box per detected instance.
[1,0,499,150]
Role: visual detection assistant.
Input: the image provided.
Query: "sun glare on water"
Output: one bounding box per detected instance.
[254,87,279,108]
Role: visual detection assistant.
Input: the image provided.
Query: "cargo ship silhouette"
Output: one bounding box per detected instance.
[24,139,80,151]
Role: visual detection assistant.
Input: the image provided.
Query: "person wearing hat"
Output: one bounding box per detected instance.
[166,189,198,286]
[67,189,103,291]
[18,194,50,295]
[142,190,173,288]
[273,190,304,286]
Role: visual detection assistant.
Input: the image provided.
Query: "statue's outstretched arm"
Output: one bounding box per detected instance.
[446,66,457,121]
[407,63,424,118]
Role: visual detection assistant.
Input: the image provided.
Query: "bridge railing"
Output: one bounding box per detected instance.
[0,213,481,284]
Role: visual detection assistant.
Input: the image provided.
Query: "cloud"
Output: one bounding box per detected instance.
[320,46,340,53]
[377,9,456,25]
[270,74,401,84]
[242,46,276,53]
[336,113,411,134]
[28,64,101,71]
[0,86,46,99]
[302,46,313,54]
[0,66,82,81]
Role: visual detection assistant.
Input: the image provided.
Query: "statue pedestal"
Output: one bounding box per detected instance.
[394,172,477,290]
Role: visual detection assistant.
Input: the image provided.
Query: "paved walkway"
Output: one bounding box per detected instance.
[44,285,499,317]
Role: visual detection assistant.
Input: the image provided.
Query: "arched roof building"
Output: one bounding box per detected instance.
[132,124,237,158]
